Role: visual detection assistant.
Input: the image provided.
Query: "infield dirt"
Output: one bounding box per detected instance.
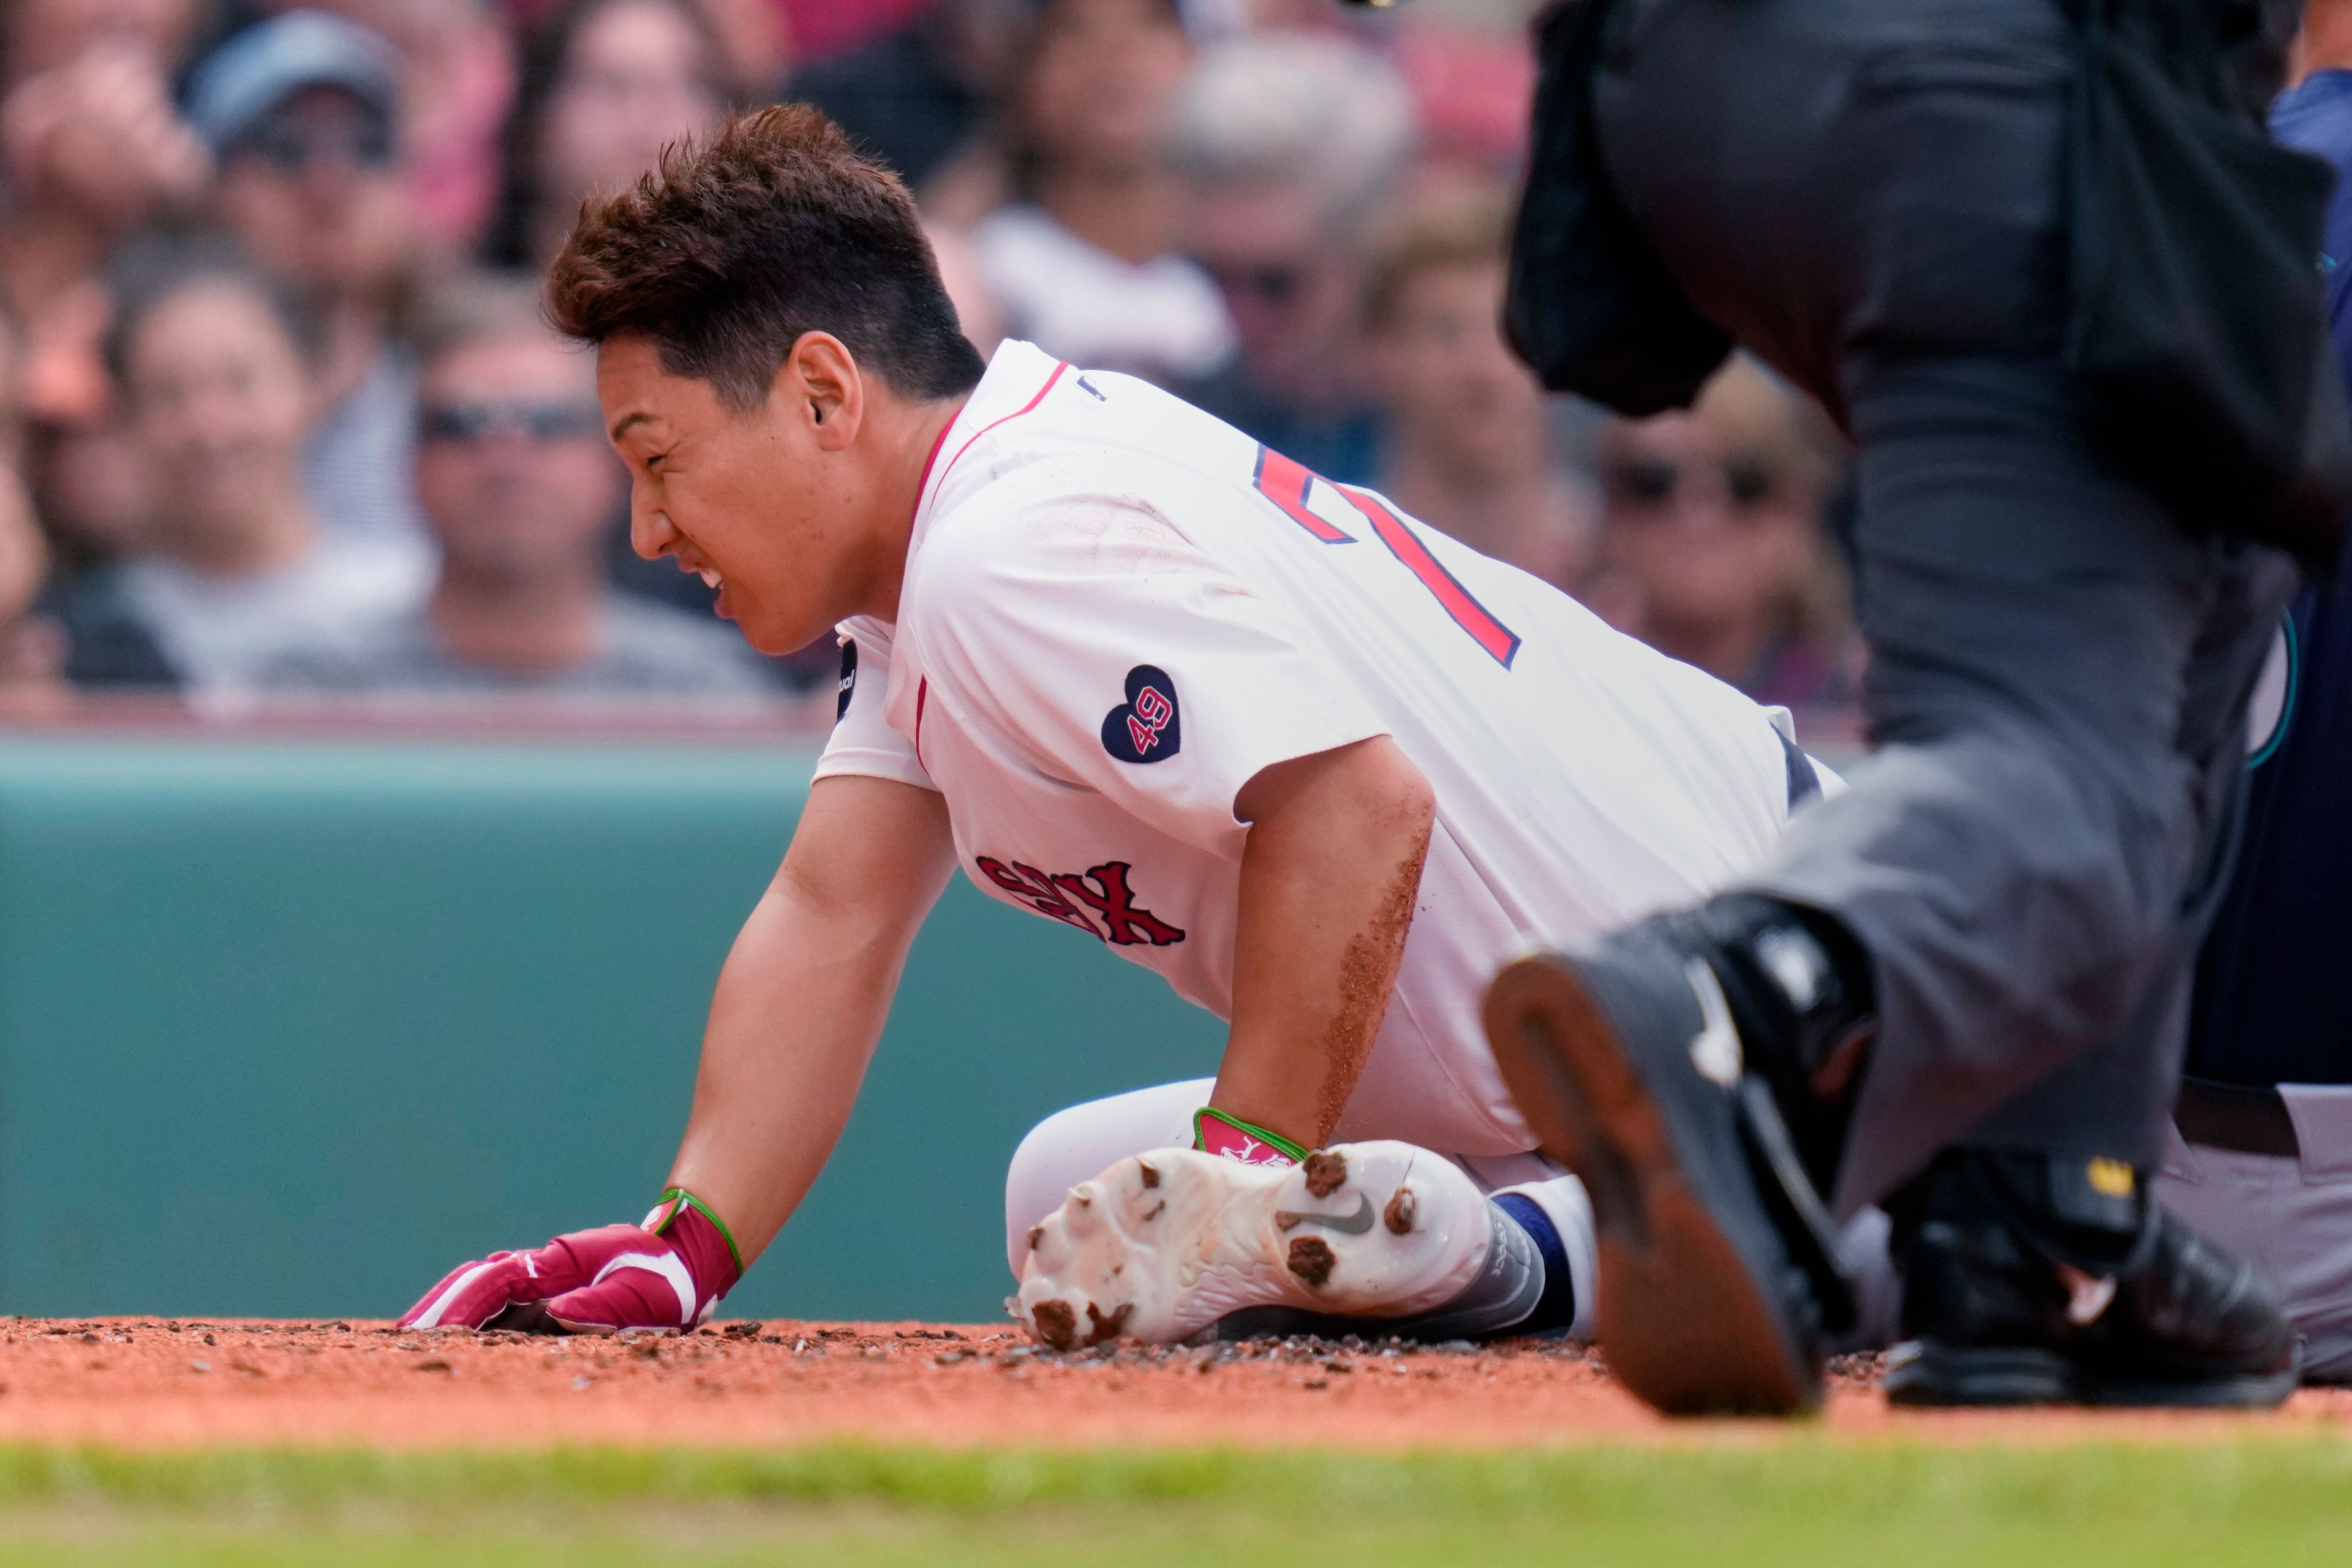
[1,1319,2348,1449]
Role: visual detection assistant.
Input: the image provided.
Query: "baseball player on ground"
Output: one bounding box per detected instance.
[400,107,1840,1349]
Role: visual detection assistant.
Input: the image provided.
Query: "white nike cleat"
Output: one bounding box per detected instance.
[1014,1141,1496,1350]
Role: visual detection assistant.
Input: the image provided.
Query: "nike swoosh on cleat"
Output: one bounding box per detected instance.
[1274,1195,1376,1235]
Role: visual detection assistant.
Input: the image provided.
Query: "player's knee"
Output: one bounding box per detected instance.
[1002,1079,1210,1280]
[1003,1110,1093,1280]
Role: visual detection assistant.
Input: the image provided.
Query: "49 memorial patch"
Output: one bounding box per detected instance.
[1102,665,1180,763]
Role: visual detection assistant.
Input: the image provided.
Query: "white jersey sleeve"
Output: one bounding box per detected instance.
[813,617,937,792]
[912,489,1389,861]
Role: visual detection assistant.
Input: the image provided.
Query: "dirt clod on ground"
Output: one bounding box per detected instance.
[0,1320,2345,1452]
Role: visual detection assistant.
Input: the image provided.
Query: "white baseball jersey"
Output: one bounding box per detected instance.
[818,341,1803,1157]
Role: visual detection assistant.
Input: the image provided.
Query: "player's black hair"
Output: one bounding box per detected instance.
[546,104,986,409]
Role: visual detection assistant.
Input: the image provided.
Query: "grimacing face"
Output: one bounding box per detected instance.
[597,334,869,656]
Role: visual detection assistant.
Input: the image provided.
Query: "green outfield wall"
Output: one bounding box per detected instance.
[0,733,1221,1323]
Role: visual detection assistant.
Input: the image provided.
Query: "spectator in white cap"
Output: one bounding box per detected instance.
[1167,31,1415,484]
[187,8,435,597]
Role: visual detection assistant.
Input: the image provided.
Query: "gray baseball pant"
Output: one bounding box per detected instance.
[1594,0,2299,1212]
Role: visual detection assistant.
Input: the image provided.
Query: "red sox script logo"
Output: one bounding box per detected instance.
[974,858,1186,947]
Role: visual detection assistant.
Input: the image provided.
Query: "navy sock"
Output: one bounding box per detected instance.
[1493,1193,1578,1337]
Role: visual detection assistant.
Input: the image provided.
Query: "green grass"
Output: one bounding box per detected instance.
[1,1440,2348,1567]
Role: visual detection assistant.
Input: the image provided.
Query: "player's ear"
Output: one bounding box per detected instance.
[785,331,864,451]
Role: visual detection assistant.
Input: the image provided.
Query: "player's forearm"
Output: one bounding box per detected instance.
[660,888,893,1266]
[1217,737,1436,1150]
[664,777,954,1268]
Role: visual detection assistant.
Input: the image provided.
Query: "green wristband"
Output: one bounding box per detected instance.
[1193,1108,1311,1164]
[651,1186,745,1274]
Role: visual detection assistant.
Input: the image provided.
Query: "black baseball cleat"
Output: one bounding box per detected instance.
[1884,1150,2299,1408]
[1482,917,1858,1417]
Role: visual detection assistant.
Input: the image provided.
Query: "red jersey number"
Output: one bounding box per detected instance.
[1249,447,1521,668]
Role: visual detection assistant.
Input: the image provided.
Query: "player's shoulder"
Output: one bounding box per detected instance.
[907,347,1269,625]
[914,460,1203,597]
[934,344,1254,498]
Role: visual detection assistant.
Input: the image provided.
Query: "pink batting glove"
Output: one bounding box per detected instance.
[399,1190,743,1334]
[1193,1107,1308,1167]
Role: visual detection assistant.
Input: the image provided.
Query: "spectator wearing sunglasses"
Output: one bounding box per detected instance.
[51,239,421,696]
[260,277,769,706]
[1586,358,1856,712]
[188,9,436,594]
[1165,33,1415,486]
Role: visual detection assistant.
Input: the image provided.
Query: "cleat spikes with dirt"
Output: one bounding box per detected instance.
[1014,1142,1494,1348]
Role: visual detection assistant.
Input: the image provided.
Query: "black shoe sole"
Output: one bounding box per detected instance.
[1882,1341,2074,1406]
[1484,949,1822,1417]
[1885,1338,2299,1409]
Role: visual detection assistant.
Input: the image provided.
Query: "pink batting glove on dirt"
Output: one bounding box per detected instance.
[1193,1108,1307,1167]
[399,1189,744,1334]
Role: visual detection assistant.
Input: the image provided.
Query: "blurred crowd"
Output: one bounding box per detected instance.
[0,0,1861,723]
